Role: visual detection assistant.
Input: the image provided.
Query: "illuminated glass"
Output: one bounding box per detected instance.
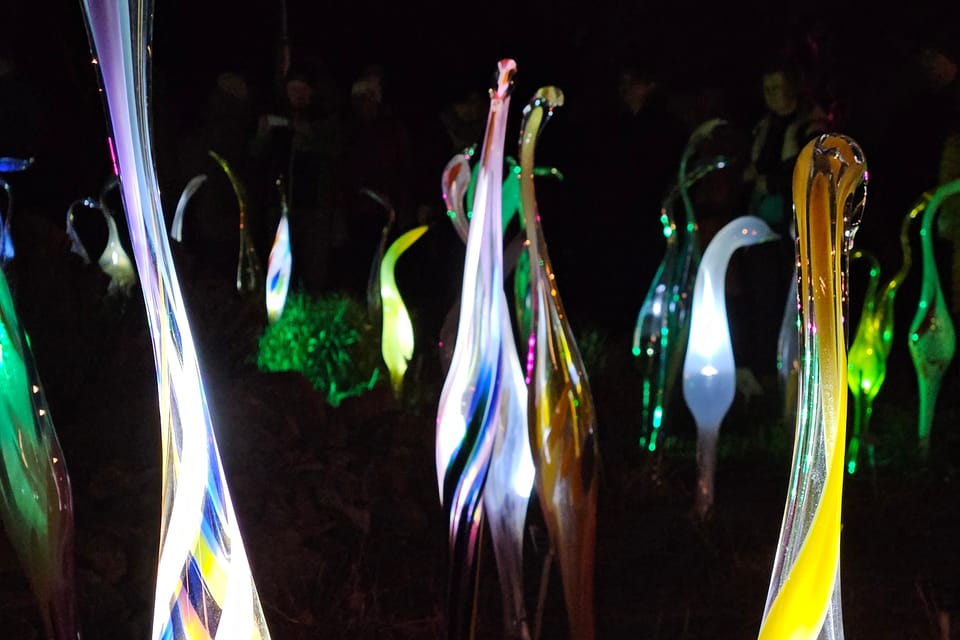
[760,134,866,640]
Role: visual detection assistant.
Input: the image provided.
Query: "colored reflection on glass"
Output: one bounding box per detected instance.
[682,215,778,518]
[760,134,866,640]
[520,86,599,640]
[79,0,273,637]
[908,179,960,461]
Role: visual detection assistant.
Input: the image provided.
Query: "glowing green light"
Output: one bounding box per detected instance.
[257,291,381,406]
[631,345,641,357]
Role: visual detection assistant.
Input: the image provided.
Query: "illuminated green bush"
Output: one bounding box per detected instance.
[256,291,380,406]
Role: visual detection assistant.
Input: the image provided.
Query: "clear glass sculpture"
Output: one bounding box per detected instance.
[207,149,263,294]
[760,134,866,640]
[0,262,78,640]
[66,197,99,264]
[65,195,137,295]
[440,138,536,640]
[360,188,396,329]
[0,178,16,263]
[438,148,560,373]
[79,1,273,637]
[266,178,292,324]
[777,222,800,428]
[520,86,599,640]
[170,174,208,243]
[435,59,517,640]
[632,120,728,452]
[682,215,778,518]
[379,224,428,398]
[0,157,33,263]
[908,179,960,461]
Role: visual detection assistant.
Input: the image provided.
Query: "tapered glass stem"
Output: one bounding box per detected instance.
[520,86,599,640]
[79,1,272,637]
[760,134,866,640]
[908,180,960,460]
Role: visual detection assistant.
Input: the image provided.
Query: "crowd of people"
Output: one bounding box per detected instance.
[2,22,959,385]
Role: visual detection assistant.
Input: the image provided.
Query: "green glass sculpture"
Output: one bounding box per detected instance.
[845,194,924,473]
[845,249,882,475]
[0,263,78,639]
[908,179,960,461]
[632,119,728,452]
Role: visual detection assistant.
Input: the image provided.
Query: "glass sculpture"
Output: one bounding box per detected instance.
[520,86,599,640]
[379,224,428,398]
[441,150,473,242]
[632,120,728,452]
[66,197,99,263]
[844,200,919,476]
[207,149,263,293]
[908,178,960,461]
[65,195,137,295]
[170,174,208,243]
[435,59,517,640]
[0,157,33,262]
[845,249,881,474]
[0,178,15,263]
[438,149,560,369]
[79,0,273,637]
[760,134,866,640]
[777,222,800,428]
[682,215,778,518]
[0,260,78,640]
[440,141,536,640]
[360,188,396,329]
[266,178,292,324]
[0,156,35,173]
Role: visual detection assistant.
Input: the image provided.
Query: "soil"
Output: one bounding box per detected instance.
[0,211,957,640]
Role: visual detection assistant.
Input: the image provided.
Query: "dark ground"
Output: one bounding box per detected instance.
[0,201,957,640]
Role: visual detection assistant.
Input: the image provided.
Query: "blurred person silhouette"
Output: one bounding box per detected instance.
[251,61,346,295]
[172,69,260,283]
[734,54,828,382]
[920,42,960,314]
[570,58,688,331]
[334,63,417,300]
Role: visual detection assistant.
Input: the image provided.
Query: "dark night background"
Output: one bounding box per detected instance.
[1,1,960,639]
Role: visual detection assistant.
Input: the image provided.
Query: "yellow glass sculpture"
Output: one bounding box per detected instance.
[379,224,428,398]
[520,86,599,640]
[760,134,866,640]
